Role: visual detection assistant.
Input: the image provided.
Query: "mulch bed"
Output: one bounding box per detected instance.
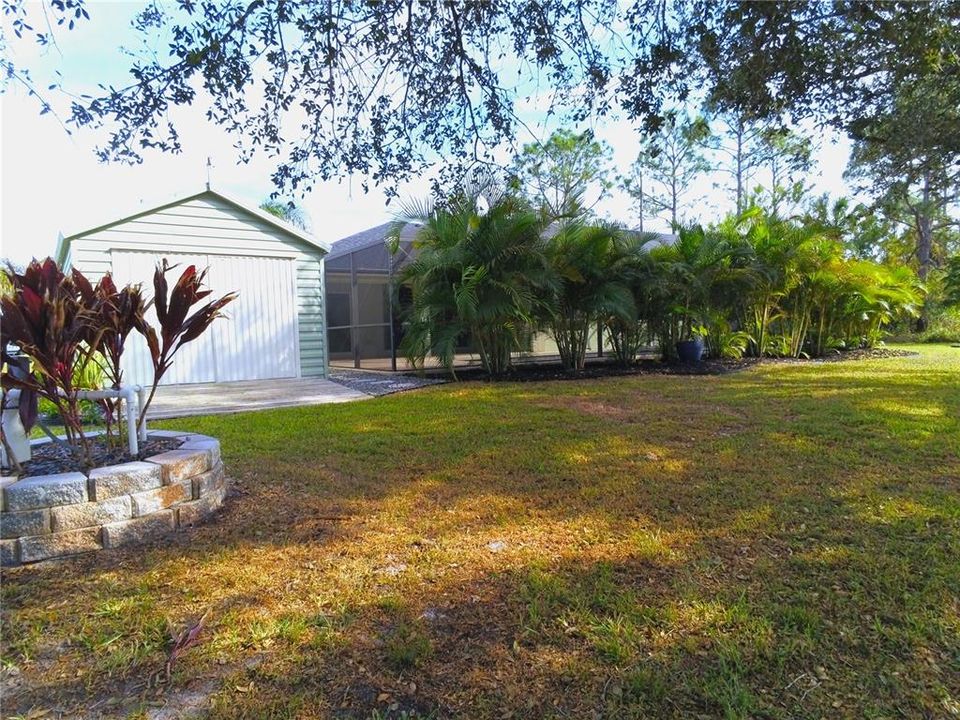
[17,436,182,478]
[439,347,920,383]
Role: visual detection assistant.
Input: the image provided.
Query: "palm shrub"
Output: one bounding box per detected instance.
[541,222,636,372]
[725,209,812,357]
[757,234,921,357]
[649,225,739,360]
[389,193,553,377]
[604,233,662,366]
[829,260,921,349]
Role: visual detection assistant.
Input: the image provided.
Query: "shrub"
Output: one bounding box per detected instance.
[920,310,960,343]
[541,222,636,372]
[390,193,552,377]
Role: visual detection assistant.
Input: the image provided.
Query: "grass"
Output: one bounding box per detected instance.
[1,344,958,719]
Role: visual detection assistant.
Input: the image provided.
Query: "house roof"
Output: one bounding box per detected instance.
[55,185,328,265]
[327,221,676,261]
[326,221,422,261]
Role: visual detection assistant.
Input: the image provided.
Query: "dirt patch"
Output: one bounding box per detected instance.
[776,347,919,363]
[451,356,756,383]
[17,436,181,478]
[553,398,636,421]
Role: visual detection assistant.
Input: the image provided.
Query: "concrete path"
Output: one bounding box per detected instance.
[146,377,369,419]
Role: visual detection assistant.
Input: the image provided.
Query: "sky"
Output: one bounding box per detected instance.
[0,2,857,266]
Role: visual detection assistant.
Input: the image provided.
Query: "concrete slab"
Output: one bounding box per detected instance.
[146,378,369,420]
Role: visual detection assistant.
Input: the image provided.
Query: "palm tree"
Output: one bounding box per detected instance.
[388,193,553,377]
[838,261,922,347]
[604,232,662,366]
[259,199,310,231]
[541,222,638,372]
[726,208,814,357]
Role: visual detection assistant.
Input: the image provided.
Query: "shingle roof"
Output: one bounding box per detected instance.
[326,222,421,261]
[326,222,676,262]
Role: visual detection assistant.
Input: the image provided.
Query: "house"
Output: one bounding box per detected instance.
[324,221,676,370]
[55,186,329,385]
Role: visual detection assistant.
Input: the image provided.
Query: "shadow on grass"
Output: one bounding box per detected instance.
[2,350,958,718]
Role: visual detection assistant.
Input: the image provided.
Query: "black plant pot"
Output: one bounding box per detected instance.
[676,338,705,363]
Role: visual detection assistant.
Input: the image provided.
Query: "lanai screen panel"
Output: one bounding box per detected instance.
[325,239,412,369]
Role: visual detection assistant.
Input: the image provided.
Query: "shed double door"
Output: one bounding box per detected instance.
[111,251,300,385]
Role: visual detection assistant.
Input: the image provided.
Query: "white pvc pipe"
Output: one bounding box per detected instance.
[136,385,148,442]
[75,386,140,455]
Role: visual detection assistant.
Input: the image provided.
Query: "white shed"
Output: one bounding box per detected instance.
[55,186,329,385]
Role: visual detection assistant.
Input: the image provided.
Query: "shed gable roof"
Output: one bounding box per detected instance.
[55,186,327,265]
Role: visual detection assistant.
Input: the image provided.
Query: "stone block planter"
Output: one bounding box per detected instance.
[0,432,227,566]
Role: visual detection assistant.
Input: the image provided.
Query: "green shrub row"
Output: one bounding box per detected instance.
[390,195,923,375]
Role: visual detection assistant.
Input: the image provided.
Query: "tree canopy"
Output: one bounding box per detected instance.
[5,1,958,201]
[510,129,613,222]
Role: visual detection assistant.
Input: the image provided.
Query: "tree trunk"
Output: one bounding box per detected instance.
[638,172,644,234]
[914,170,934,332]
[671,175,678,227]
[735,119,744,215]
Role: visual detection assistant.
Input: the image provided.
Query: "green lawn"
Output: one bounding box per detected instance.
[2,346,959,719]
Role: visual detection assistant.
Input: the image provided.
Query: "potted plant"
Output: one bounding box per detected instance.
[676,320,707,363]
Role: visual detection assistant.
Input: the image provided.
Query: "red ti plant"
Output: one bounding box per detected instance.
[0,273,37,471]
[79,273,149,441]
[137,260,237,430]
[0,259,105,466]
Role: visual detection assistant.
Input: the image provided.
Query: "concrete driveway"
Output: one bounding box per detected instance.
[146,377,369,419]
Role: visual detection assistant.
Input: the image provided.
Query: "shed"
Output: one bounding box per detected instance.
[55,186,329,385]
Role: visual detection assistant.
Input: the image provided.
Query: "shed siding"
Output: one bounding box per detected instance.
[65,194,326,378]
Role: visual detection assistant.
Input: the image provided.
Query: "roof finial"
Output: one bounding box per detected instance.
[206,157,213,190]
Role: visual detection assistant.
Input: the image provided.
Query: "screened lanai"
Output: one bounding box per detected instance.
[324,222,418,370]
[324,221,545,371]
[325,222,678,370]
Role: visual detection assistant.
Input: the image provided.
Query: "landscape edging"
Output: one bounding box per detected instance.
[0,431,227,566]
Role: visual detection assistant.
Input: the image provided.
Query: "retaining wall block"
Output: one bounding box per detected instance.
[88,462,162,501]
[145,430,195,440]
[1,508,51,538]
[102,510,176,548]
[177,484,227,528]
[146,449,211,484]
[193,462,225,499]
[51,496,132,532]
[1,476,18,510]
[0,538,19,566]
[179,440,221,469]
[19,527,102,562]
[4,473,88,512]
[130,481,192,517]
